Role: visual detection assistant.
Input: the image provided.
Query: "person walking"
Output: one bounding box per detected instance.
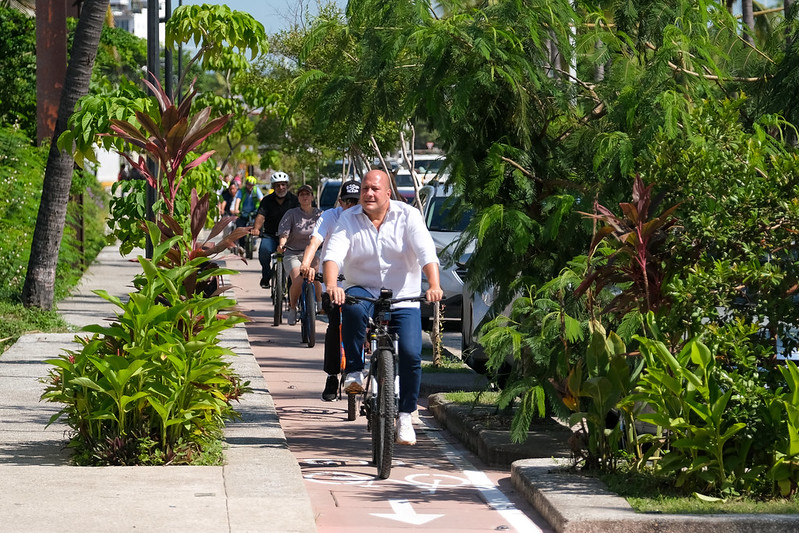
[277,185,322,325]
[322,170,443,445]
[251,172,299,288]
[298,180,361,401]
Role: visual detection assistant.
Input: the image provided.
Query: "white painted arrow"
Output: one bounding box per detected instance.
[371,499,444,525]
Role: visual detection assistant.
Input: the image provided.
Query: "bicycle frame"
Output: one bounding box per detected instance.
[343,288,427,479]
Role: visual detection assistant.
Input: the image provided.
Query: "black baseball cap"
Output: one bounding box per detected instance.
[340,180,361,200]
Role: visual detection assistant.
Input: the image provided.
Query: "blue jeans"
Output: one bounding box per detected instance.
[258,234,278,281]
[341,286,422,414]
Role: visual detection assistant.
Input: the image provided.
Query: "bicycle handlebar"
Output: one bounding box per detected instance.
[344,293,430,306]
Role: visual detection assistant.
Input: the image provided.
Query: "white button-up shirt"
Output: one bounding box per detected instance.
[323,200,439,307]
[313,206,343,259]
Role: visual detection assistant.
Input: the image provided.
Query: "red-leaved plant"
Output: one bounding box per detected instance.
[105,73,228,217]
[576,175,681,316]
[105,72,250,297]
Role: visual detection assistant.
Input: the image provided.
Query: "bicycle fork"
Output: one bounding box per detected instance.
[362,332,400,421]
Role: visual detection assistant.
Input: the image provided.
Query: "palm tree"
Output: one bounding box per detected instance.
[22,0,109,309]
[743,0,756,44]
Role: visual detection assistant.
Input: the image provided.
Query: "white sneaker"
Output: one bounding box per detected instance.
[287,307,297,326]
[396,412,416,445]
[342,371,364,393]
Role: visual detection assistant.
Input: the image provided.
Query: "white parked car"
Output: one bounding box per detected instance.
[392,168,418,204]
[409,153,446,183]
[418,182,473,326]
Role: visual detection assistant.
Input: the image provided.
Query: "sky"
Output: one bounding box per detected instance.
[179,1,347,35]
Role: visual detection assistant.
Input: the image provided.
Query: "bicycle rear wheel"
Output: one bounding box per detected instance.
[245,234,254,259]
[347,392,357,421]
[272,259,283,326]
[304,281,316,348]
[371,349,395,479]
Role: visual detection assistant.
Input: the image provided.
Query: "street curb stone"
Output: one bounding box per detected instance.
[427,392,572,467]
[427,390,799,533]
[512,458,799,533]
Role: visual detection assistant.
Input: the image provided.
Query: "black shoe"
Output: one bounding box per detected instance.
[260,277,270,289]
[321,374,338,402]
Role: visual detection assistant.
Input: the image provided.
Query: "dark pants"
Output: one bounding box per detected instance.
[323,303,342,376]
[341,286,422,414]
[235,214,254,247]
[258,234,278,281]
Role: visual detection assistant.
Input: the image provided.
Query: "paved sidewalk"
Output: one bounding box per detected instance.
[0,245,316,532]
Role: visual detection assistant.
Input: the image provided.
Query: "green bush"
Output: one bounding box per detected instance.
[0,126,109,303]
[0,127,47,299]
[41,244,249,465]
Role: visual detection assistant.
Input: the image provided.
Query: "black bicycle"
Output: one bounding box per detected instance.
[243,212,257,259]
[298,276,317,347]
[343,289,427,479]
[271,253,286,326]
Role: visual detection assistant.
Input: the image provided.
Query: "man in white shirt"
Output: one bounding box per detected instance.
[323,170,443,445]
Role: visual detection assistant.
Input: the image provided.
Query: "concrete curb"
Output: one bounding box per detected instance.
[427,393,572,467]
[0,241,316,532]
[511,458,799,533]
[0,328,316,532]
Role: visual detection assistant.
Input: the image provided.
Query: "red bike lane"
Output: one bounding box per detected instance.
[232,260,553,532]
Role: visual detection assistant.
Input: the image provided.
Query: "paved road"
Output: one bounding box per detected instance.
[230,257,552,532]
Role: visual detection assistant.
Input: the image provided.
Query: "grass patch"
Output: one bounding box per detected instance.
[0,301,70,354]
[422,359,473,372]
[444,390,502,405]
[599,469,799,514]
[421,344,471,372]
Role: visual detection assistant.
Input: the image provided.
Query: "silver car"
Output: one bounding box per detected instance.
[418,182,473,327]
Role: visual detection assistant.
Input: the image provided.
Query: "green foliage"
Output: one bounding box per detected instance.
[567,322,644,471]
[166,3,270,172]
[0,127,46,298]
[40,235,249,465]
[769,361,799,497]
[644,99,799,352]
[93,23,148,90]
[0,6,36,139]
[633,331,766,497]
[91,74,234,253]
[0,127,108,302]
[107,153,223,256]
[167,4,267,67]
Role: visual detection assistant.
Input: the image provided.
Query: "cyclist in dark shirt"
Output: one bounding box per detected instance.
[251,171,300,288]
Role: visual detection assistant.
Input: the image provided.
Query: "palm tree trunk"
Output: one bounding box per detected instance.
[21,0,109,309]
[742,0,755,45]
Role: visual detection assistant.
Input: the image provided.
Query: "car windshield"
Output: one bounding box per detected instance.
[413,158,443,174]
[427,197,471,232]
[395,173,415,188]
[319,182,341,210]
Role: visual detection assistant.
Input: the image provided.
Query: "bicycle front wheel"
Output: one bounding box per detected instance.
[371,349,396,479]
[272,259,283,326]
[304,281,316,348]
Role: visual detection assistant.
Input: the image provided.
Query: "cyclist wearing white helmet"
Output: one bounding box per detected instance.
[251,171,299,288]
